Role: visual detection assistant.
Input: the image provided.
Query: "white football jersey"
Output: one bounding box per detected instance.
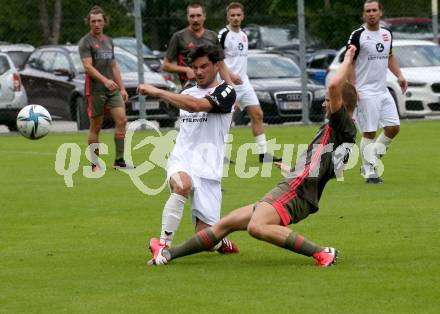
[347,26,393,97]
[218,26,252,88]
[168,82,236,181]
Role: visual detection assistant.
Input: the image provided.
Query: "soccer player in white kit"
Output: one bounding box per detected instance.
[347,0,407,184]
[137,44,239,254]
[218,2,281,163]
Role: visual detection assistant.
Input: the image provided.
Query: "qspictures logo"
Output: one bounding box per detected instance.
[54,119,387,195]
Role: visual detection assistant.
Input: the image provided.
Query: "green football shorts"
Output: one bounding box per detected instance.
[87,90,124,118]
[260,182,314,226]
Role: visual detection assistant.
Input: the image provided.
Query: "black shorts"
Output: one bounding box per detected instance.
[260,182,313,226]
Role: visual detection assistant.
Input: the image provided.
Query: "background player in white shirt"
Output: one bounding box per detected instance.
[347,0,407,184]
[138,44,238,254]
[218,2,281,163]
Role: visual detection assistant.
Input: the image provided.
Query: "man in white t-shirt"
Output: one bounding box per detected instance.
[138,44,239,254]
[218,2,281,163]
[347,0,407,184]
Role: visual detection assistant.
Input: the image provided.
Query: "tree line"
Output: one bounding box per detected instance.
[0,0,433,50]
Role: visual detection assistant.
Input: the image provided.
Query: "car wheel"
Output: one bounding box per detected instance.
[159,119,176,128]
[75,97,90,130]
[232,110,250,126]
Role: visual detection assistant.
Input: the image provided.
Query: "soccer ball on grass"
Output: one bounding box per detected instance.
[16,104,52,140]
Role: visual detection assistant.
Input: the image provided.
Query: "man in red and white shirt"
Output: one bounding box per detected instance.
[347,0,407,184]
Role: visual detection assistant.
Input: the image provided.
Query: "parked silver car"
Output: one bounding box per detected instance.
[0,52,28,130]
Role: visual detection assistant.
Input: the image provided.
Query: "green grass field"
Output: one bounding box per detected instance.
[1,120,439,313]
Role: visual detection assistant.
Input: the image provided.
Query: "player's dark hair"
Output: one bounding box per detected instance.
[85,5,109,25]
[342,82,357,113]
[226,2,244,13]
[363,0,382,11]
[187,3,206,15]
[188,44,223,65]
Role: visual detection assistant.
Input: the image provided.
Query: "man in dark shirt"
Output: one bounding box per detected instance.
[163,3,231,87]
[78,6,132,170]
[147,45,359,268]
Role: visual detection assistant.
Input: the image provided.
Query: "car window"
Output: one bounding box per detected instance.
[309,55,327,69]
[53,52,71,71]
[27,50,43,69]
[0,55,10,75]
[113,38,152,56]
[39,51,56,72]
[5,51,31,70]
[394,45,440,67]
[115,51,150,73]
[69,52,85,74]
[244,28,260,48]
[248,56,300,79]
[260,26,299,47]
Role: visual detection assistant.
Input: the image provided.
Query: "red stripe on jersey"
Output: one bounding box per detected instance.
[177,53,187,82]
[288,126,332,190]
[85,74,91,96]
[270,126,332,217]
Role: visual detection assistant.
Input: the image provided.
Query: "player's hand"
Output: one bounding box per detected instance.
[344,45,357,63]
[398,75,408,94]
[230,73,243,85]
[137,84,158,96]
[273,162,291,174]
[105,79,119,91]
[186,68,196,80]
[120,88,128,103]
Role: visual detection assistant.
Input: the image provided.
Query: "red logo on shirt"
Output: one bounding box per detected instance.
[187,42,195,48]
[95,44,100,48]
[382,34,389,42]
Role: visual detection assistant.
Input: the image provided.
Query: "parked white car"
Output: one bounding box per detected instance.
[326,40,440,118]
[0,52,28,130]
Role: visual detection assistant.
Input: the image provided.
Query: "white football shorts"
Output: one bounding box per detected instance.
[355,92,400,133]
[235,82,260,110]
[167,157,222,226]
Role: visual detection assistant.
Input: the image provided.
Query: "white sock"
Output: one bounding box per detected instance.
[255,134,267,155]
[360,137,376,178]
[375,132,392,156]
[160,193,187,246]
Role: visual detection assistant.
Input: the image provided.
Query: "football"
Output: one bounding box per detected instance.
[16,105,52,140]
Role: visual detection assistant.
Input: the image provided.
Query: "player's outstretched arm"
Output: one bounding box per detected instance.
[137,84,212,112]
[328,45,356,113]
